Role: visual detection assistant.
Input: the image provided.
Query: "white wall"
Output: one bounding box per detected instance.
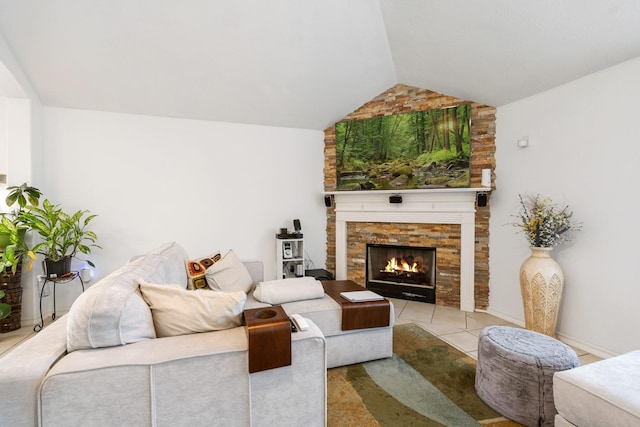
[0,95,5,180]
[0,32,44,325]
[38,107,327,315]
[490,56,640,357]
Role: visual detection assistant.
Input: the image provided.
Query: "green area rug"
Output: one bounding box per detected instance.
[327,323,522,426]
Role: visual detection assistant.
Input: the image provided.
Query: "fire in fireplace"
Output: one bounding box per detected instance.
[366,243,436,303]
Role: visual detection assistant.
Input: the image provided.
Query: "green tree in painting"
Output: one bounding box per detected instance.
[335,105,471,190]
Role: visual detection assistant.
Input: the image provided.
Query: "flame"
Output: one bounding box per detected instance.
[383,257,418,273]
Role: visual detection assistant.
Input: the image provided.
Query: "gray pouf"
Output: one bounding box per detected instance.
[475,326,580,427]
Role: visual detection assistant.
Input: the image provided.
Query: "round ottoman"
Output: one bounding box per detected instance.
[475,326,580,427]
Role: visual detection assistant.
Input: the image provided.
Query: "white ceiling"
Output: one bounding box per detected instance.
[0,0,639,131]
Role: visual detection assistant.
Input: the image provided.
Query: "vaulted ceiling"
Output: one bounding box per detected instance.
[1,0,639,131]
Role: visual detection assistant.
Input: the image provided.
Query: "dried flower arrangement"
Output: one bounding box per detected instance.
[511,194,581,248]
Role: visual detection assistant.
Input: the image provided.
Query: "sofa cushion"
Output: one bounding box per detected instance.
[186,251,221,290]
[281,296,344,337]
[281,294,395,337]
[66,242,189,352]
[205,250,254,293]
[138,279,246,337]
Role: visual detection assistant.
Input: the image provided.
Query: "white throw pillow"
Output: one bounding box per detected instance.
[205,249,254,293]
[66,242,189,352]
[138,279,247,338]
[253,277,325,304]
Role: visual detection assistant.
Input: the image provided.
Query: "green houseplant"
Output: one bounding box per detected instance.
[18,199,100,277]
[0,222,24,324]
[0,183,42,250]
[0,216,37,274]
[0,183,41,331]
[0,290,10,319]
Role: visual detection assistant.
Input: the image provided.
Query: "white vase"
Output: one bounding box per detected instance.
[519,247,564,337]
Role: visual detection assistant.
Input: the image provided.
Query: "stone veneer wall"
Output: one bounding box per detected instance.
[324,84,496,309]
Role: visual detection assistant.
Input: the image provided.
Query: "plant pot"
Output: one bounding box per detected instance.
[519,247,564,337]
[0,271,23,333]
[45,257,72,279]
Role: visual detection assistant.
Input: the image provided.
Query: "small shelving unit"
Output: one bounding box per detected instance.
[276,237,304,279]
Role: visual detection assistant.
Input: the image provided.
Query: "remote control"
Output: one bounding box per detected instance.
[290,314,310,331]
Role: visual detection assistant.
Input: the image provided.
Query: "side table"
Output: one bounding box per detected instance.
[34,272,84,332]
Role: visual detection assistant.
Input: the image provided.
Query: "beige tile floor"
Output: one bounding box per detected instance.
[1,302,601,365]
[389,298,602,365]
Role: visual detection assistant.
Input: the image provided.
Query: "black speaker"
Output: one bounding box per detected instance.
[389,195,402,204]
[324,195,333,207]
[477,192,488,207]
[293,219,301,231]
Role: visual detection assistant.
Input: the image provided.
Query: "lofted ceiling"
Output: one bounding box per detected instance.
[0,0,639,131]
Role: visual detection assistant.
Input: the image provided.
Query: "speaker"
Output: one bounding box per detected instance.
[389,194,402,204]
[324,195,333,207]
[477,192,488,207]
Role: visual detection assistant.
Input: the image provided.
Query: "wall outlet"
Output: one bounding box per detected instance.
[37,275,50,297]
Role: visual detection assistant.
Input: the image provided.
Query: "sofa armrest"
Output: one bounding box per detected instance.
[250,318,327,427]
[0,315,69,427]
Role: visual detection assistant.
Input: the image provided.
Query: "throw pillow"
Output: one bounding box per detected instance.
[253,277,325,304]
[138,279,246,338]
[66,242,189,352]
[185,251,222,290]
[205,249,254,293]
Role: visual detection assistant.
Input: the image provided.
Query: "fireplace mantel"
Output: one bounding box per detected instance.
[329,188,489,312]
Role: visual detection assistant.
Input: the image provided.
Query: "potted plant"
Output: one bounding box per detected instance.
[0,290,10,319]
[0,183,42,249]
[0,229,31,331]
[18,199,100,278]
[0,216,37,274]
[0,184,41,332]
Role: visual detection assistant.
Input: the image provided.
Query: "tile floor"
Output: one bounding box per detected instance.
[390,298,602,365]
[1,301,601,365]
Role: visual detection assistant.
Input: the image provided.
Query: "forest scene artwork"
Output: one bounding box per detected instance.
[335,104,471,191]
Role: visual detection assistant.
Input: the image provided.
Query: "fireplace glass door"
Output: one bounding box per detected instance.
[366,244,436,303]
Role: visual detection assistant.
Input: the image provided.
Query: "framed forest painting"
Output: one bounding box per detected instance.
[335,104,471,191]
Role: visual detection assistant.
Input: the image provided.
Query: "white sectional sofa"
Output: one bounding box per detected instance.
[0,242,394,427]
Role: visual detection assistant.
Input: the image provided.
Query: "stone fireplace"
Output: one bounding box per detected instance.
[330,188,483,311]
[323,84,496,311]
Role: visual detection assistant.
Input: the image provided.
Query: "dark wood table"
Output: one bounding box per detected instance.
[321,280,391,330]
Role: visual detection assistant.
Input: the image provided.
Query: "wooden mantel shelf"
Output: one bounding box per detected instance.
[323,187,491,196]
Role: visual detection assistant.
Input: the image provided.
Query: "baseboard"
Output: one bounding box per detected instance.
[480,308,524,328]
[479,308,617,360]
[554,332,617,360]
